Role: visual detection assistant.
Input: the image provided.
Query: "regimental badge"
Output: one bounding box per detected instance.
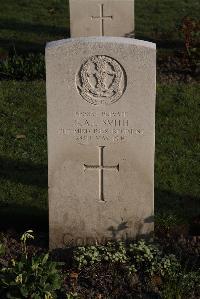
[76,55,126,105]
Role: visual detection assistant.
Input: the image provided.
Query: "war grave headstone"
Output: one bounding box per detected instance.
[46,37,156,249]
[70,0,135,37]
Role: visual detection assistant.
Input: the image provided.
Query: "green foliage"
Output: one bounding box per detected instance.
[1,232,200,298]
[0,53,45,80]
[21,230,34,259]
[73,241,200,296]
[128,240,180,277]
[0,254,62,298]
[162,270,200,299]
[73,240,180,279]
[73,246,101,268]
[66,292,79,299]
[74,241,128,269]
[0,231,62,299]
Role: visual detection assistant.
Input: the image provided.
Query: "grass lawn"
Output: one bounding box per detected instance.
[156,84,200,223]
[0,0,69,54]
[136,0,200,48]
[0,81,47,231]
[0,0,199,55]
[0,81,199,231]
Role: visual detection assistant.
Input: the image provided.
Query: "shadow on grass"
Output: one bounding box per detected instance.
[0,204,48,232]
[0,156,47,188]
[137,37,184,50]
[0,38,45,54]
[155,189,200,221]
[0,157,48,232]
[0,19,68,37]
[125,32,184,50]
[0,19,69,54]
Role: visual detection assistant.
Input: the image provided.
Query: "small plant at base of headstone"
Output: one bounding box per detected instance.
[72,240,200,297]
[0,230,62,299]
[73,240,180,279]
[20,229,34,259]
[66,292,79,299]
[73,241,128,269]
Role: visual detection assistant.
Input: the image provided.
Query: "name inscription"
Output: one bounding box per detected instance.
[58,111,144,145]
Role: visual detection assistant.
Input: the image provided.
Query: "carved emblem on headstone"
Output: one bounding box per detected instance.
[76,55,126,105]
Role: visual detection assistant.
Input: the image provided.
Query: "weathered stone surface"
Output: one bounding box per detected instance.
[46,37,156,249]
[70,0,134,37]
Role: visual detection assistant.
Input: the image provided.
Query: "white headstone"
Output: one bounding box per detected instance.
[70,0,134,37]
[46,37,156,249]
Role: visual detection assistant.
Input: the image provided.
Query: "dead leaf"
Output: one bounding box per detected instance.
[16,135,26,139]
[70,271,79,280]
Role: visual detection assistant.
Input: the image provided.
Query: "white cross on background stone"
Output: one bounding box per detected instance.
[84,146,119,202]
[91,4,113,36]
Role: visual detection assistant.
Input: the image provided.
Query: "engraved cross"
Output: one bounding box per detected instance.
[91,4,113,36]
[84,146,119,202]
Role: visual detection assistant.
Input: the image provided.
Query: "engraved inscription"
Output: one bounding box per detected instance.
[58,111,144,145]
[84,146,119,202]
[91,4,113,36]
[63,231,133,247]
[76,56,126,106]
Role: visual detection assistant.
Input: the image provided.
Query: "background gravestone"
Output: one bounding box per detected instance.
[46,37,156,249]
[70,0,134,37]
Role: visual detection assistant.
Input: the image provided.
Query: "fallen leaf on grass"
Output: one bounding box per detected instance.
[16,135,26,139]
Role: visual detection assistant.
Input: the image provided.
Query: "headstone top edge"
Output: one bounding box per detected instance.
[70,0,134,1]
[70,0,134,2]
[46,37,156,51]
